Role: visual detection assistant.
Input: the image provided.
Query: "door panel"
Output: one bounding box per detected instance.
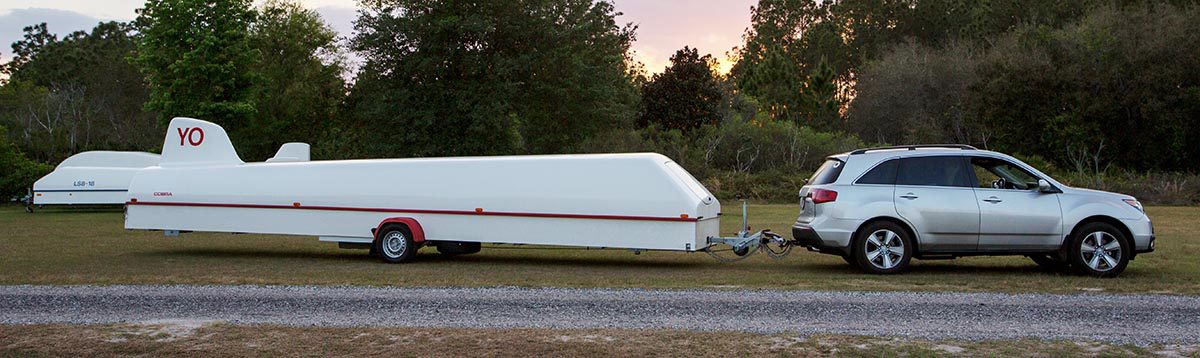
[894,185,980,251]
[975,189,1063,250]
[893,156,980,252]
[968,156,1065,251]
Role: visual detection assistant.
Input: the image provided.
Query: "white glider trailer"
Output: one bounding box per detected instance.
[28,151,161,212]
[124,118,790,262]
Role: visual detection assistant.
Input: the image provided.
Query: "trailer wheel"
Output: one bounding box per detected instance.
[375,225,417,263]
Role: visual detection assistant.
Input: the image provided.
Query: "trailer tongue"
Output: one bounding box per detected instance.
[125,117,798,262]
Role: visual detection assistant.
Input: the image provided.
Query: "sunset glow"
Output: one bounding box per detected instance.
[0,0,755,74]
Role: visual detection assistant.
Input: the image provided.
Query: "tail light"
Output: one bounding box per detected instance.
[809,189,838,204]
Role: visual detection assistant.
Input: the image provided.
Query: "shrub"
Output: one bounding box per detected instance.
[0,126,53,201]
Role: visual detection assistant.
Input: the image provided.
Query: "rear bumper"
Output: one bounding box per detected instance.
[792,224,849,256]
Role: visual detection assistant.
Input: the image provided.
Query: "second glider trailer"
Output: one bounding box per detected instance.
[30,151,160,212]
[124,118,788,262]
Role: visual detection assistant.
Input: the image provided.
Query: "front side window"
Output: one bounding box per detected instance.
[970,157,1040,190]
[896,156,973,187]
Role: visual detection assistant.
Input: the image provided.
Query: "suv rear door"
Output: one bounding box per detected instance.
[894,156,981,252]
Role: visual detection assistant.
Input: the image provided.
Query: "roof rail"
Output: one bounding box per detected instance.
[849,144,977,155]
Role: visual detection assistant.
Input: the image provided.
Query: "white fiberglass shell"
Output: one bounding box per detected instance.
[32,151,160,205]
[125,118,721,251]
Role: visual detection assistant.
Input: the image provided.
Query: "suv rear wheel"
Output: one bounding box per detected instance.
[852,221,913,274]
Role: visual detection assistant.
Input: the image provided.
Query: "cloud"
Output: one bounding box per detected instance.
[0,8,106,61]
[609,0,755,74]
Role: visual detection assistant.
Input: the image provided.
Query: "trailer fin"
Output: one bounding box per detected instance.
[160,117,244,167]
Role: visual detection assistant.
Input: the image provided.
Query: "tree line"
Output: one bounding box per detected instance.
[2,0,1198,203]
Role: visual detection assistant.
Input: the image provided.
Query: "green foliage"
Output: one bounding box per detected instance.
[0,126,52,200]
[133,0,260,151]
[0,22,159,163]
[241,0,346,161]
[580,97,864,201]
[849,40,982,145]
[971,4,1200,171]
[342,0,639,158]
[638,47,723,132]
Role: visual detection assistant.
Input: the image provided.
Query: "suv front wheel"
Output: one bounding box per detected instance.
[1068,222,1130,278]
[852,221,913,274]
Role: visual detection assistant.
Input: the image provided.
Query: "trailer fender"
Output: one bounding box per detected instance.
[374,217,426,243]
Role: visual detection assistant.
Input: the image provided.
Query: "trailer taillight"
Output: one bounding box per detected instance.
[810,189,838,204]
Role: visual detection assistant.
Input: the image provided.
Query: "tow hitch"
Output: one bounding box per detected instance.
[703,198,797,262]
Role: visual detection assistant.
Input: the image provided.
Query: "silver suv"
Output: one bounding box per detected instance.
[792,145,1154,277]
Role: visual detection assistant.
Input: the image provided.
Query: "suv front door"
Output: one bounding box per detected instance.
[968,157,1063,251]
[893,156,980,252]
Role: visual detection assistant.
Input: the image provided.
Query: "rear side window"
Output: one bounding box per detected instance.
[856,158,899,185]
[808,159,844,185]
[897,156,973,187]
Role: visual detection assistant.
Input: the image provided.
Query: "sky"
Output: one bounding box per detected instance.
[0,0,755,74]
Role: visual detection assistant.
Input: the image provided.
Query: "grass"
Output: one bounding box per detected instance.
[0,323,1177,357]
[0,204,1197,294]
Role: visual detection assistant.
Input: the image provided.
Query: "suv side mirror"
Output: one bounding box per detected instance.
[1038,179,1056,193]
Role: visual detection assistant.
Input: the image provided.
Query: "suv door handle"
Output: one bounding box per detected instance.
[899,193,918,200]
[983,196,1003,203]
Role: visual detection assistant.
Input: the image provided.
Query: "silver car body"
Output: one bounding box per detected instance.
[792,147,1154,258]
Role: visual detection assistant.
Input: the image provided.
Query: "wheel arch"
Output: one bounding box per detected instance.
[1064,215,1135,257]
[374,217,426,243]
[852,216,921,254]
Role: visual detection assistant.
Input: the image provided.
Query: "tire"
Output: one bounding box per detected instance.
[852,221,913,274]
[1068,222,1130,278]
[1028,254,1070,271]
[374,225,417,263]
[435,241,481,255]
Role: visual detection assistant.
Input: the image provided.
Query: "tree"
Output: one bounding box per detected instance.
[971,4,1200,171]
[638,47,723,132]
[344,0,639,158]
[133,0,259,152]
[0,22,159,163]
[730,0,1103,131]
[242,0,345,161]
[1,23,57,82]
[0,125,52,200]
[849,40,982,145]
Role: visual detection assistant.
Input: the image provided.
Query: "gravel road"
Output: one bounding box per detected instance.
[1,285,1196,344]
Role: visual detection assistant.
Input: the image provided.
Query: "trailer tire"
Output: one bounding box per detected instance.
[375,225,417,263]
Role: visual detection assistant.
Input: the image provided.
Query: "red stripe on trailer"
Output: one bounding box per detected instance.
[124,200,701,222]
